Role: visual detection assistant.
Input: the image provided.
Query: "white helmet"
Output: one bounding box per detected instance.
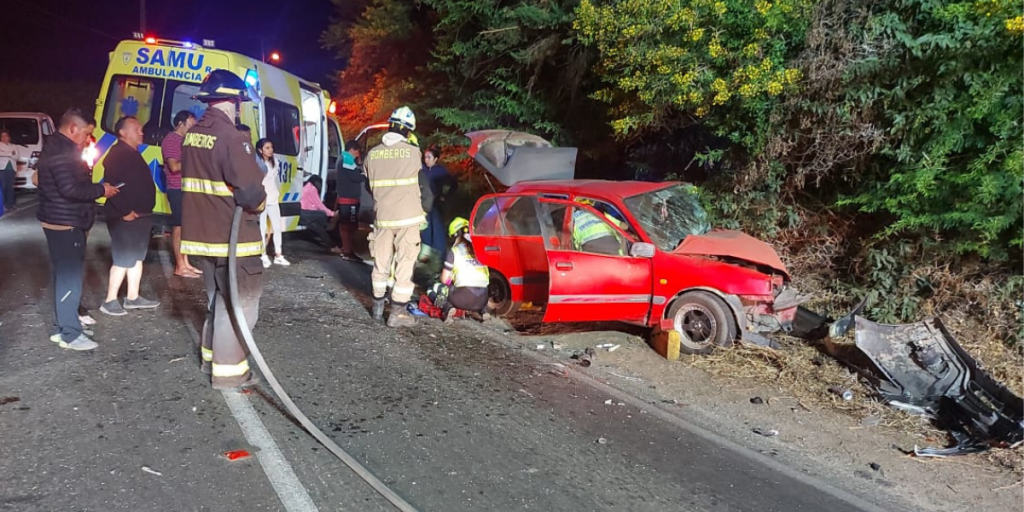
[389,106,416,131]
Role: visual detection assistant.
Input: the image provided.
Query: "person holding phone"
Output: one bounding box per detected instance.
[99,116,159,316]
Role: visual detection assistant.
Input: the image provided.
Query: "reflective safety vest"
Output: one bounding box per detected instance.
[572,209,619,247]
[451,243,490,288]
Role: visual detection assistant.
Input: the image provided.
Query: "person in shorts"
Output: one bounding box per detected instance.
[99,116,160,316]
[162,110,201,278]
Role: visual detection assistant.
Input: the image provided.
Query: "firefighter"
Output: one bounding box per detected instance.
[572,198,625,255]
[180,69,268,389]
[429,217,490,322]
[364,106,424,327]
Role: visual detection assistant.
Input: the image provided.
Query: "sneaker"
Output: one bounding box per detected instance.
[50,330,95,341]
[100,300,127,316]
[273,255,290,266]
[58,334,98,351]
[124,296,160,310]
[261,254,272,268]
[79,313,97,326]
[341,253,364,263]
[329,246,344,255]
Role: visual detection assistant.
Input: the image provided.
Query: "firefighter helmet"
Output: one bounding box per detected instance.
[448,217,470,237]
[194,70,251,103]
[389,106,416,131]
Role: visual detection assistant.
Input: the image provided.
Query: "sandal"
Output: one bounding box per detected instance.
[174,270,200,279]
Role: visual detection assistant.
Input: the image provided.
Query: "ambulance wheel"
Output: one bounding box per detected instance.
[487,273,520,317]
[668,291,737,355]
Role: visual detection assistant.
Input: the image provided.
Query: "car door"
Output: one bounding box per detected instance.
[470,193,552,304]
[536,198,654,324]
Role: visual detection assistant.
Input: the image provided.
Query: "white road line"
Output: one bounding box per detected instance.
[157,247,319,512]
[222,390,320,512]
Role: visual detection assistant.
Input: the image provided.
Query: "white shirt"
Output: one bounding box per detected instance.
[0,142,23,172]
[262,158,280,205]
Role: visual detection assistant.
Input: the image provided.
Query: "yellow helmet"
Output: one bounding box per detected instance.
[448,217,470,237]
[575,197,595,206]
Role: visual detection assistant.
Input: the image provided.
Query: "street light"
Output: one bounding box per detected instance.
[269,52,281,63]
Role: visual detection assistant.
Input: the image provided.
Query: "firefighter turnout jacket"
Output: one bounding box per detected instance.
[449,242,489,288]
[364,132,425,229]
[180,107,267,257]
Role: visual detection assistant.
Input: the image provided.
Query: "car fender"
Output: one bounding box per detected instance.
[662,286,748,334]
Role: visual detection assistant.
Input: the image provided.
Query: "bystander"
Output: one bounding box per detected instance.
[162,110,202,278]
[99,116,159,316]
[35,108,119,350]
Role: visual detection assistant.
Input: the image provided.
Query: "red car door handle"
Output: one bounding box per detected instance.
[555,262,574,271]
[484,246,500,252]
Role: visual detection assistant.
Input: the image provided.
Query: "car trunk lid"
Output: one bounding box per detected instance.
[465,130,577,186]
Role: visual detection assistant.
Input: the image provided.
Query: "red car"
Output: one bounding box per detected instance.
[465,131,854,354]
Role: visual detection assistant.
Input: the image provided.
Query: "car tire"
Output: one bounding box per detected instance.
[487,272,521,317]
[667,291,738,355]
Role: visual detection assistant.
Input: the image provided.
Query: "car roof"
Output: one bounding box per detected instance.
[507,179,678,200]
[0,112,52,119]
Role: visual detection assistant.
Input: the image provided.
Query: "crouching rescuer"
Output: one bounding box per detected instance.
[365,106,424,327]
[180,69,267,389]
[429,217,490,322]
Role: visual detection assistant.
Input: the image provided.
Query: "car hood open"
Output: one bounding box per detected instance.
[465,130,577,186]
[673,230,789,278]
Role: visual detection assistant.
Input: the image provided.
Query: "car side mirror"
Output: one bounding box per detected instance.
[629,242,655,258]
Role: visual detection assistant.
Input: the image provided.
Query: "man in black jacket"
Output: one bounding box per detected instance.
[36,108,119,351]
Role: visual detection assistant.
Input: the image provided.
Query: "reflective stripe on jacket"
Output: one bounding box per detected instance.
[572,209,618,247]
[180,107,267,258]
[364,133,424,228]
[451,243,490,288]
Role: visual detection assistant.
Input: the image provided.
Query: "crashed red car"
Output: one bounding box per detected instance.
[465,131,852,354]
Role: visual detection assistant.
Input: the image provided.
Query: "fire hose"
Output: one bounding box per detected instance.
[228,206,421,512]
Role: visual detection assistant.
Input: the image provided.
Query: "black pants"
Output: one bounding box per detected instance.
[427,285,489,313]
[0,168,15,210]
[299,210,333,247]
[44,227,87,342]
[197,256,263,386]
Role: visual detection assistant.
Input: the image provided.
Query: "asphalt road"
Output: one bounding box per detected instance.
[0,198,906,512]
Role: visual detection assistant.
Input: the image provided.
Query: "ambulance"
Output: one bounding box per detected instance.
[91,35,345,230]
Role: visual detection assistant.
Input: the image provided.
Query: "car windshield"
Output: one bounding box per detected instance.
[623,184,712,251]
[0,118,40,146]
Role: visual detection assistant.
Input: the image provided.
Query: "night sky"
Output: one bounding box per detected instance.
[4,0,340,86]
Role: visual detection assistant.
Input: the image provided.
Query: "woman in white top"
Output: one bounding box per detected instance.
[255,138,289,268]
[0,130,23,211]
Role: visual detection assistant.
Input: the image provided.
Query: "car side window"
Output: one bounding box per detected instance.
[577,197,635,239]
[472,197,504,236]
[567,206,628,257]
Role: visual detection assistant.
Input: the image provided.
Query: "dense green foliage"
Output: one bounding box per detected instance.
[323,0,1023,325]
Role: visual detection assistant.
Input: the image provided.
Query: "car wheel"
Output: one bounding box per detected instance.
[487,272,521,317]
[668,291,738,355]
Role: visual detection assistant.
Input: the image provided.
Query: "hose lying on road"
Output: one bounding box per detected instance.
[228,206,421,512]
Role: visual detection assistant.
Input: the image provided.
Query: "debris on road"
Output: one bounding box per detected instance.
[828,386,854,401]
[608,344,621,352]
[596,343,614,349]
[750,396,765,405]
[860,415,881,427]
[604,399,613,405]
[596,437,608,444]
[0,397,20,406]
[222,449,252,462]
[168,357,186,363]
[868,462,881,472]
[609,371,642,382]
[141,466,163,476]
[753,427,779,437]
[855,316,1024,457]
[536,344,545,350]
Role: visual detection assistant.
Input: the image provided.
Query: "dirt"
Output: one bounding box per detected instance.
[472,310,1024,512]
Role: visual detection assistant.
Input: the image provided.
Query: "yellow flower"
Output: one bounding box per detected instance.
[696,106,709,117]
[687,91,702,103]
[713,1,727,16]
[760,58,773,71]
[754,29,769,40]
[755,1,772,15]
[739,83,757,98]
[709,40,725,58]
[712,78,728,93]
[1007,16,1024,34]
[767,81,783,95]
[691,28,705,41]
[713,91,731,105]
[742,43,760,58]
[783,68,802,84]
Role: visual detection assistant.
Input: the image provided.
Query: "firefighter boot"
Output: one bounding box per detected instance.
[387,303,416,328]
[372,298,386,322]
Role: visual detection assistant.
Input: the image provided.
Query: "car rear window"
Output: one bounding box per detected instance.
[0,118,40,146]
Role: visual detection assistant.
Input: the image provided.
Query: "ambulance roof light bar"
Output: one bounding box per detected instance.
[132,32,210,49]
